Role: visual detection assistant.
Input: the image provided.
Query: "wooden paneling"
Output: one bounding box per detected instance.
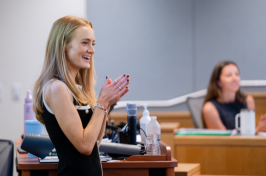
[103,168,148,176]
[167,168,175,176]
[174,163,201,176]
[110,92,266,129]
[246,92,266,126]
[161,123,180,157]
[174,135,266,175]
[21,171,30,176]
[109,111,194,128]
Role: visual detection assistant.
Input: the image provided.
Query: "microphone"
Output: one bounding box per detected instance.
[99,142,145,156]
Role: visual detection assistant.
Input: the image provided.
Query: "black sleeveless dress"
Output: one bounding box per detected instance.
[41,80,102,176]
[209,99,247,130]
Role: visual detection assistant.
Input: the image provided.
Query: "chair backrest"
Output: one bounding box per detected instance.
[0,140,13,176]
[186,96,205,128]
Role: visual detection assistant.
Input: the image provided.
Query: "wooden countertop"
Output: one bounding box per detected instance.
[161,122,180,132]
[174,163,200,176]
[174,135,266,146]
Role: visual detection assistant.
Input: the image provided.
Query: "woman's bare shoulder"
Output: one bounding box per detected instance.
[203,101,216,113]
[48,80,68,93]
[44,80,72,104]
[202,101,220,120]
[202,101,225,129]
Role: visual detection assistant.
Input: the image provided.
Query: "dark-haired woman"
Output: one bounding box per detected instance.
[202,61,266,132]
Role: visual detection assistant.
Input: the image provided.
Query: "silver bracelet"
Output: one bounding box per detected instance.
[94,103,107,114]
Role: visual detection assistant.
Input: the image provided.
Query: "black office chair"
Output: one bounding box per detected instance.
[0,139,14,176]
[186,96,205,128]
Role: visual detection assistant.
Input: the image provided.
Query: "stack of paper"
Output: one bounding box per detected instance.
[39,156,59,163]
[100,156,112,162]
[102,138,112,142]
[176,128,232,136]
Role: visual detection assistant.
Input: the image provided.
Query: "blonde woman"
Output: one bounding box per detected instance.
[33,16,130,175]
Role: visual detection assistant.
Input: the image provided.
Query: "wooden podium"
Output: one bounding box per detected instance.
[16,139,177,176]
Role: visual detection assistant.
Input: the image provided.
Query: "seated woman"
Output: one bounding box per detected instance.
[202,61,266,132]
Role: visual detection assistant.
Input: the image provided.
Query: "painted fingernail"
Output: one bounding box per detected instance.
[106,76,108,79]
[127,79,129,82]
[127,75,130,77]
[126,87,128,89]
[123,74,126,76]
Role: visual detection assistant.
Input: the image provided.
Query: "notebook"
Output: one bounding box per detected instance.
[176,128,232,136]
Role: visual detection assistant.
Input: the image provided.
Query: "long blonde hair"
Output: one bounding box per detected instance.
[33,16,97,124]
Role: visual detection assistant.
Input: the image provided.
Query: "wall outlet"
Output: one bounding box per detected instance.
[12,83,21,101]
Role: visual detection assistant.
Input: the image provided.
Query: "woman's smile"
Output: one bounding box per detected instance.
[82,55,91,62]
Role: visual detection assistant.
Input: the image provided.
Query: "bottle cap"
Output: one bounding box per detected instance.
[140,104,149,116]
[25,90,33,103]
[151,116,157,120]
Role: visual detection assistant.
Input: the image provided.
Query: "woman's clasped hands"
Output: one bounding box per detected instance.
[97,74,130,109]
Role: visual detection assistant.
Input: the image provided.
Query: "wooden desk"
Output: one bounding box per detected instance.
[174,163,200,176]
[161,122,180,157]
[174,135,266,175]
[16,139,177,176]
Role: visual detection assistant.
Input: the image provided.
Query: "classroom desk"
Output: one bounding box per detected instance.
[174,135,266,175]
[16,139,177,176]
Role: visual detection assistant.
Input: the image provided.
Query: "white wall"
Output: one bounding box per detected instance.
[0,1,86,175]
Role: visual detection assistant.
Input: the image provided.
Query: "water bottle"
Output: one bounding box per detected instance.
[126,103,137,145]
[146,116,161,155]
[24,90,34,137]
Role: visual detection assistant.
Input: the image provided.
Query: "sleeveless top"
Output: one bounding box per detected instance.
[41,79,102,176]
[209,99,247,130]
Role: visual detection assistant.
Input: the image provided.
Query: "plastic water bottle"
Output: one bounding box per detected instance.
[24,90,34,137]
[146,116,161,155]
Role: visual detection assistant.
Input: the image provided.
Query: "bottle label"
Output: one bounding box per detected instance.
[140,123,146,144]
[140,123,146,133]
[26,106,31,113]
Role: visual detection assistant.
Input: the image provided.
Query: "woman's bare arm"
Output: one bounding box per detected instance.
[202,102,226,130]
[96,113,107,146]
[45,75,129,155]
[246,95,255,110]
